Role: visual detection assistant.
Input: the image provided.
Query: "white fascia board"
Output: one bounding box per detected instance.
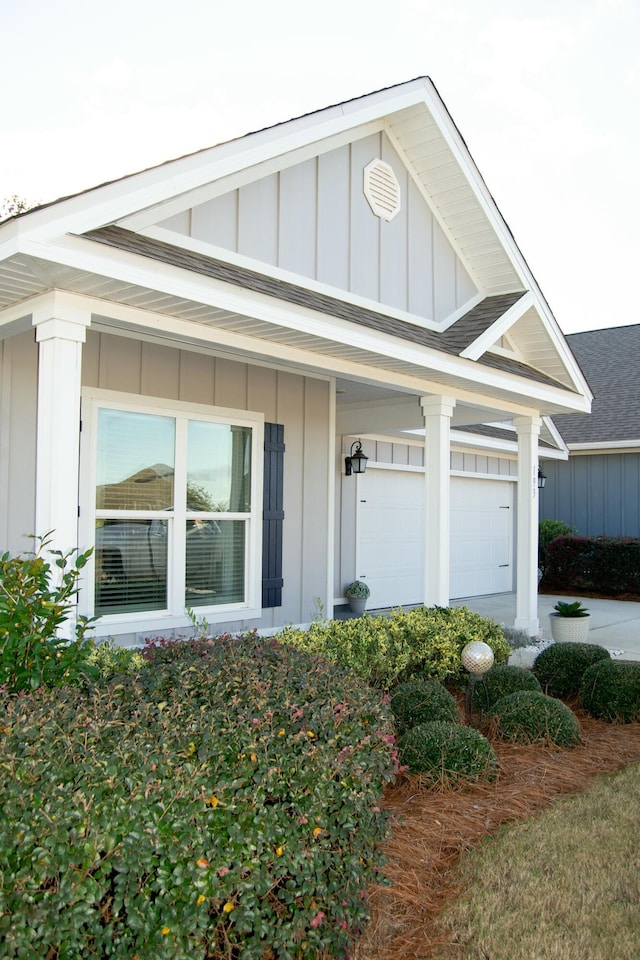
[121,120,384,232]
[450,429,568,460]
[460,292,535,360]
[22,233,592,416]
[0,298,37,329]
[0,221,21,260]
[449,431,517,454]
[423,84,593,403]
[13,83,433,246]
[542,416,569,455]
[568,440,640,452]
[436,292,486,333]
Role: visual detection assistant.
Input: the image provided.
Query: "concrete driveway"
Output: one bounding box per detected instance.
[452,593,640,663]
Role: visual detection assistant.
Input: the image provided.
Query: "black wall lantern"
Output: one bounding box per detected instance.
[345,440,369,476]
[538,466,547,489]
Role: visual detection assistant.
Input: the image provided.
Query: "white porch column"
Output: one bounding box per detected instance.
[513,415,542,635]
[33,296,91,560]
[421,395,456,607]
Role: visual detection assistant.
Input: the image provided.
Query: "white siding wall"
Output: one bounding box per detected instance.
[0,331,38,554]
[82,331,332,637]
[161,132,477,323]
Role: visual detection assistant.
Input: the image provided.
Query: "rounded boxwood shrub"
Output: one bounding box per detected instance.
[398,720,497,783]
[390,677,460,732]
[0,635,398,960]
[480,664,542,711]
[533,642,611,697]
[490,690,582,746]
[580,659,640,722]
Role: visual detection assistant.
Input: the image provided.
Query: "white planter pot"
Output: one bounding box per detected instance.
[549,614,591,643]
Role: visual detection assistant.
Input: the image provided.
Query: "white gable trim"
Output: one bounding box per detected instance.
[14,82,434,245]
[118,120,385,233]
[460,293,536,360]
[460,293,591,401]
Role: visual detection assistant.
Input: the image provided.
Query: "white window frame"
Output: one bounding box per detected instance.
[79,388,264,636]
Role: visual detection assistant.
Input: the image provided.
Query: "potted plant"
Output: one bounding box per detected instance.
[549,600,591,643]
[345,580,370,616]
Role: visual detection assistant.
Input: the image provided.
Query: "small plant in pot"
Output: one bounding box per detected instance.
[549,599,591,643]
[345,580,370,615]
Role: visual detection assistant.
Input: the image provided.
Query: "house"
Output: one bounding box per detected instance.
[541,324,640,536]
[0,78,591,643]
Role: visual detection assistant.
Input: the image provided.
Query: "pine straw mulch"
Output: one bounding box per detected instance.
[354,704,640,960]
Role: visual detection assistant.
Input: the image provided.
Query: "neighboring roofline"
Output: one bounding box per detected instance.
[568,440,640,453]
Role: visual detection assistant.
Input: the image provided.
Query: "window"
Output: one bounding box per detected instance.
[81,391,263,625]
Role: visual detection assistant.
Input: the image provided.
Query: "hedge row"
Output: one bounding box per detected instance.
[542,535,640,596]
[278,606,511,688]
[0,634,399,960]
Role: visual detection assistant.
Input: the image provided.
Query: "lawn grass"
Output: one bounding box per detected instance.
[354,709,640,960]
[435,761,640,960]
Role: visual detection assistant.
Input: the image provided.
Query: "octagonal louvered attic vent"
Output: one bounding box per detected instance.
[363,158,401,221]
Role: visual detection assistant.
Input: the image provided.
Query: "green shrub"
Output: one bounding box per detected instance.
[533,642,611,698]
[543,535,640,596]
[580,659,640,722]
[390,678,460,732]
[490,691,582,746]
[0,533,96,692]
[538,519,576,575]
[345,580,370,599]
[86,639,147,681]
[0,634,398,959]
[398,721,497,783]
[278,605,511,689]
[480,664,542,711]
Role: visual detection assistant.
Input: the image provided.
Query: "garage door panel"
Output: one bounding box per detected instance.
[356,471,424,608]
[450,477,513,598]
[354,470,514,606]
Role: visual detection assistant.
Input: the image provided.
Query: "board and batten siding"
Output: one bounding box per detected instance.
[82,331,332,636]
[0,330,38,555]
[159,132,477,323]
[540,453,640,538]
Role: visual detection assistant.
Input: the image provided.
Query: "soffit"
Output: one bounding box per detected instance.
[0,239,581,415]
[384,103,522,295]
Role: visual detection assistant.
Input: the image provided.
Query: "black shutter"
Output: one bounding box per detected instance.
[262,423,285,608]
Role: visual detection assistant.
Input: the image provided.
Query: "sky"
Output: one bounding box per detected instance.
[1,0,638,335]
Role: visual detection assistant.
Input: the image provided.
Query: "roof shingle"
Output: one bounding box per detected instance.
[83,226,566,390]
[552,325,640,444]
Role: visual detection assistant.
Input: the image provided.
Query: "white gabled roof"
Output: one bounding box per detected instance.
[0,78,537,294]
[0,77,592,415]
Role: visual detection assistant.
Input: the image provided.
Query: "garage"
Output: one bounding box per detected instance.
[355,468,514,608]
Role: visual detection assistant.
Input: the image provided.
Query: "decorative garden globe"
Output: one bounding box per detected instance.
[461,641,495,679]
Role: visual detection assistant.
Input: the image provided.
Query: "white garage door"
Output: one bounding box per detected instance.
[450,476,513,599]
[356,469,425,609]
[355,469,513,608]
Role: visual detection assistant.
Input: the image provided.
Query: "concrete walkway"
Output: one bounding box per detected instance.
[452,593,640,664]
